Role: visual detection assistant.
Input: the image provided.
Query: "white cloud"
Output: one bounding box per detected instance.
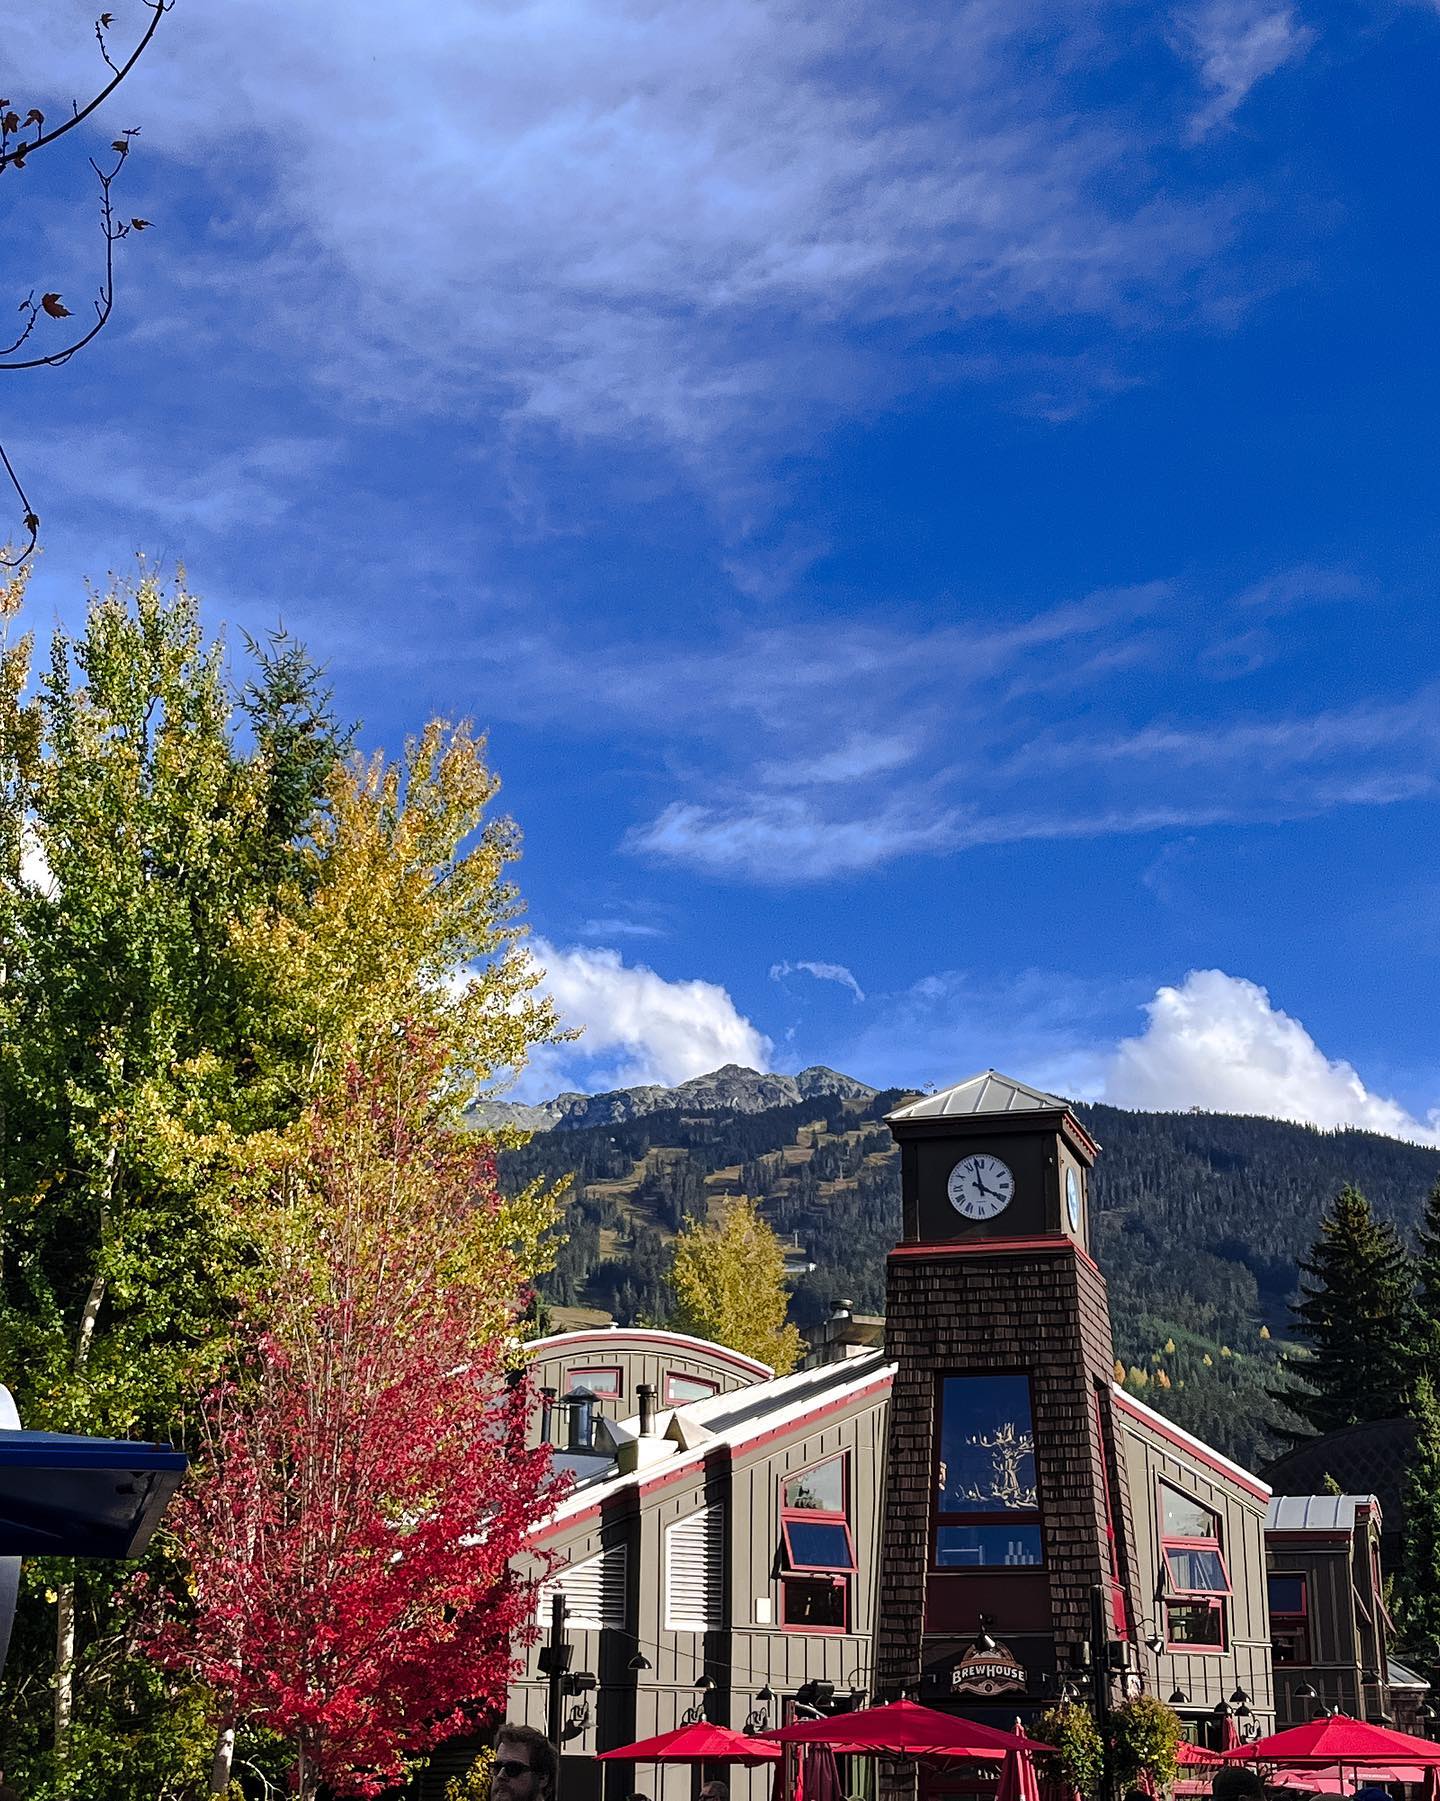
[1102,968,1440,1143]
[770,959,866,1003]
[524,937,772,1093]
[1174,0,1313,138]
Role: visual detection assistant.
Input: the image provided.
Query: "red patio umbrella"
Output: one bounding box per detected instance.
[996,1747,1042,1801]
[763,1698,1045,1758]
[1176,1744,1224,1768]
[598,1722,783,1764]
[1222,1717,1440,1768]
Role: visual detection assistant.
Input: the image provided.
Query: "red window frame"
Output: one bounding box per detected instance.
[663,1371,719,1404]
[779,1573,849,1633]
[1158,1481,1230,1654]
[1269,1572,1310,1666]
[567,1365,623,1399]
[779,1453,852,1632]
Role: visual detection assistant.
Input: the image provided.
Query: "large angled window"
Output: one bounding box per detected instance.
[933,1375,1044,1569]
[1160,1483,1229,1651]
[780,1454,853,1630]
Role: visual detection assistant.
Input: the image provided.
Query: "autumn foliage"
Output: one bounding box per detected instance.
[146,1037,556,1799]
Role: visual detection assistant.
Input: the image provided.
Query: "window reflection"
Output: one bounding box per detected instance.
[933,1375,1044,1570]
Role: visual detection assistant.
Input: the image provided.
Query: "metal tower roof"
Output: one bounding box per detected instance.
[885,1069,1068,1123]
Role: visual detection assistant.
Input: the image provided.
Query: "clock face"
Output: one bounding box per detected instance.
[947,1153,1015,1221]
[1066,1165,1082,1231]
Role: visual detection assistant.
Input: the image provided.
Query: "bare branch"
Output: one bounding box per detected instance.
[0,2,168,173]
[0,145,130,371]
[0,439,40,569]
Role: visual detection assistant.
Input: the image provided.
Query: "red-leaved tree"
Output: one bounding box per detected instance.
[145,1035,558,1799]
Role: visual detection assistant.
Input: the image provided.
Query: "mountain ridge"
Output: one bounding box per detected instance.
[469,1062,878,1134]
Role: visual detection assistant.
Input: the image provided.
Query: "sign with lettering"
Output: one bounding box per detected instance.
[950,1638,1027,1696]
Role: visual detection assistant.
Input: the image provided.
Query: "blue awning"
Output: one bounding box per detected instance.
[0,1430,188,1558]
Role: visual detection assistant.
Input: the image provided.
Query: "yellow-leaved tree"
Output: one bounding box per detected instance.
[669,1196,803,1376]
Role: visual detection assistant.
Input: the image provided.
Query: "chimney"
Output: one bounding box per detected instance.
[637,1383,658,1437]
[565,1389,596,1453]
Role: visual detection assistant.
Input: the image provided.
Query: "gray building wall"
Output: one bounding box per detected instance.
[1115,1392,1274,1740]
[505,1356,892,1801]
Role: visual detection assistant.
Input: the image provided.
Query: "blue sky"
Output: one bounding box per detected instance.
[8,0,1440,1137]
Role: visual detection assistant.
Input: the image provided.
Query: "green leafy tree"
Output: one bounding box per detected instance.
[1400,1373,1440,1685]
[669,1195,803,1375]
[1274,1185,1415,1439]
[1107,1695,1181,1794]
[0,568,561,1798]
[1031,1702,1104,1801]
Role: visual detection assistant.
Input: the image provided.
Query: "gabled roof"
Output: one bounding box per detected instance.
[1266,1493,1380,1533]
[886,1070,1067,1123]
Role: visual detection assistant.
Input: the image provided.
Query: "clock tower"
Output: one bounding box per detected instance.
[874,1072,1141,1758]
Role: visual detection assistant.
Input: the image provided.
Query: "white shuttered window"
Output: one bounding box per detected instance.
[537,1545,627,1630]
[665,1505,724,1631]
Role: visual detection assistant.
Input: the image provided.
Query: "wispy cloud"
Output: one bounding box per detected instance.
[7,0,1253,466]
[1173,0,1314,138]
[770,959,867,1003]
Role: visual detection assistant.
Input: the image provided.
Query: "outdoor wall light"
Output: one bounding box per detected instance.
[1229,1688,1250,1707]
[1212,1701,1232,1718]
[694,1675,715,1692]
[1295,1683,1317,1701]
[1145,1632,1165,1656]
[757,1687,775,1703]
[627,1653,652,1671]
[973,1613,998,1654]
[1169,1690,1189,1706]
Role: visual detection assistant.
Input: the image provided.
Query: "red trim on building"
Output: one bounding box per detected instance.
[529,1369,895,1543]
[888,1234,1101,1275]
[525,1328,773,1379]
[1111,1388,1271,1504]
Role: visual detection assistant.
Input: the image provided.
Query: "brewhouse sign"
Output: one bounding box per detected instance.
[950,1637,1027,1696]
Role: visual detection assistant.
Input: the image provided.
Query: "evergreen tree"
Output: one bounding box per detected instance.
[1400,1374,1440,1685]
[1412,1178,1440,1375]
[670,1196,803,1374]
[1276,1185,1415,1438]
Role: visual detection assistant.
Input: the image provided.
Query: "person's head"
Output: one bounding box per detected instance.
[1353,1787,1392,1801]
[699,1783,728,1801]
[492,1725,558,1801]
[1212,1767,1266,1801]
[1124,1788,1152,1801]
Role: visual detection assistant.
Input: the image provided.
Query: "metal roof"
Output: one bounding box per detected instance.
[886,1069,1068,1123]
[1265,1493,1379,1532]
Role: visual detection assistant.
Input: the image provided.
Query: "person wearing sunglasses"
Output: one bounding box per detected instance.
[491,1725,558,1801]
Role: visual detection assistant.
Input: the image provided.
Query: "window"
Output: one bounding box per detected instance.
[567,1365,622,1399]
[664,1372,720,1404]
[1269,1573,1310,1665]
[781,1575,847,1630]
[933,1375,1044,1569]
[666,1505,724,1631]
[537,1545,627,1630]
[780,1454,853,1631]
[1159,1483,1229,1652]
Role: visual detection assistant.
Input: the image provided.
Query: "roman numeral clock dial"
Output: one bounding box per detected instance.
[946,1152,1015,1221]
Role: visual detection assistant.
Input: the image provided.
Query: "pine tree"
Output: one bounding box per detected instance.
[1400,1374,1440,1684]
[669,1196,803,1374]
[1411,1178,1440,1375]
[1275,1185,1416,1438]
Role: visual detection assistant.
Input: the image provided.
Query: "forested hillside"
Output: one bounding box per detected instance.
[498,1085,1440,1466]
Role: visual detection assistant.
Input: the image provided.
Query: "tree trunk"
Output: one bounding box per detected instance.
[55,1139,116,1755]
[53,1580,75,1747]
[209,1723,236,1795]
